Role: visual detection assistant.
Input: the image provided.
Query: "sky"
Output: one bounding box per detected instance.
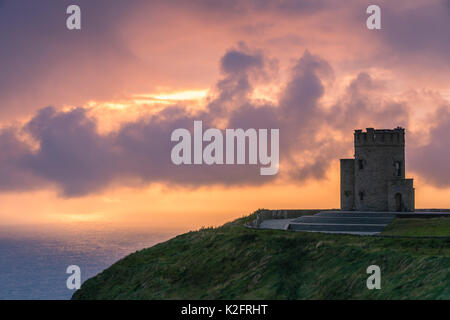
[1,0,450,229]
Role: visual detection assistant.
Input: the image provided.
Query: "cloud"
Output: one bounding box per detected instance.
[0,46,278,196]
[220,47,264,75]
[1,0,450,201]
[382,1,450,62]
[0,127,42,191]
[3,45,444,197]
[0,0,149,120]
[327,72,410,132]
[3,0,449,125]
[409,105,450,187]
[22,107,118,196]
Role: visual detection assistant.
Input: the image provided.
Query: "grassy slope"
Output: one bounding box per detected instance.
[382,218,450,236]
[72,215,450,300]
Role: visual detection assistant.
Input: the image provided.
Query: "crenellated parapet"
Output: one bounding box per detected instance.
[354,127,405,147]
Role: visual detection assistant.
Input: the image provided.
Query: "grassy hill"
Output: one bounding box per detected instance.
[381,217,450,237]
[72,212,450,300]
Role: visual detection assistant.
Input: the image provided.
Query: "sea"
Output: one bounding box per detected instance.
[0,223,182,300]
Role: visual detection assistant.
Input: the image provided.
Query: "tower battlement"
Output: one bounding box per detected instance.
[354,127,405,147]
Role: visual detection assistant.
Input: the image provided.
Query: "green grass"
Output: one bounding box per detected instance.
[382,218,450,236]
[72,213,450,300]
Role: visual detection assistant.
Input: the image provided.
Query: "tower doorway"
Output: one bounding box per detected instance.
[395,193,403,212]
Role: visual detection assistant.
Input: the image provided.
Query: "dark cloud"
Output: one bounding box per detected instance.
[327,72,409,132]
[382,1,450,61]
[357,1,450,79]
[0,47,277,196]
[188,0,329,15]
[22,107,118,196]
[220,48,264,75]
[409,106,450,187]
[0,0,334,121]
[0,127,41,191]
[1,0,448,197]
[0,46,429,197]
[0,0,149,120]
[3,0,445,123]
[205,44,268,119]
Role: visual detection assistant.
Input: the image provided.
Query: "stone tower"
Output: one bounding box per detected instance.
[340,127,415,212]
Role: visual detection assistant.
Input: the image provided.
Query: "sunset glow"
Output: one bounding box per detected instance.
[1,0,450,231]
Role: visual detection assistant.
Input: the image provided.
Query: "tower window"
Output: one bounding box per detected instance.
[395,161,402,177]
[358,159,364,170]
[359,191,365,201]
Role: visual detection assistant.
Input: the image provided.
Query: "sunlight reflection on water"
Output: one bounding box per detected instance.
[0,223,183,300]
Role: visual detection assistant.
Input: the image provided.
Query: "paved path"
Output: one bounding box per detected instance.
[259,219,291,230]
[259,211,395,235]
[257,211,450,235]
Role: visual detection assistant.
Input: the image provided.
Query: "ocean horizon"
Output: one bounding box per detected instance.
[0,223,182,300]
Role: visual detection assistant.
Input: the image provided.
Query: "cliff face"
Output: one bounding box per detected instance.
[72,217,450,300]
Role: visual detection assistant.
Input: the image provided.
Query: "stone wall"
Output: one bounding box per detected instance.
[354,128,406,211]
[340,159,355,210]
[248,209,323,228]
[387,179,415,212]
[339,127,414,212]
